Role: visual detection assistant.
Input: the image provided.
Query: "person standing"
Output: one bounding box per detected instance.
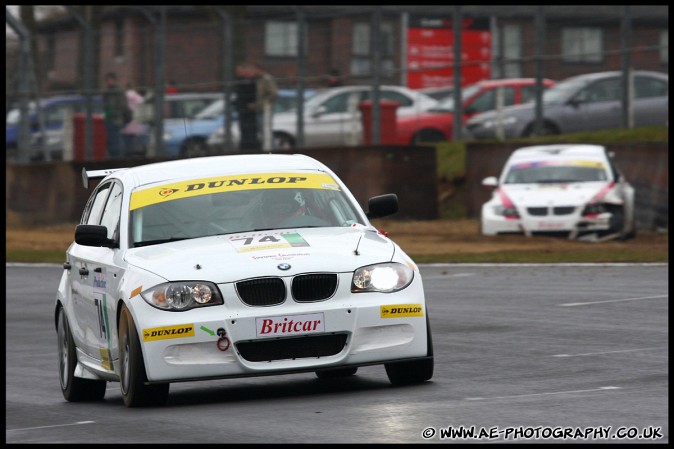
[251,62,278,151]
[102,72,128,158]
[121,83,147,156]
[234,62,259,152]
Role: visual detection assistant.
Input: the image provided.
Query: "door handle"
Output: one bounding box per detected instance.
[63,262,72,270]
[79,267,89,276]
[93,267,102,273]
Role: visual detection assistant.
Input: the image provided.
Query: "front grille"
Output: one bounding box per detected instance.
[527,207,548,216]
[553,206,576,215]
[236,333,348,362]
[236,278,286,306]
[292,274,338,302]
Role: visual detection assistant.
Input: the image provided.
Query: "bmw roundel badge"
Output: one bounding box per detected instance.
[277,263,291,271]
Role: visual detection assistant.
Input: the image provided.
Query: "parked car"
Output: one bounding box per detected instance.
[56,153,434,407]
[397,78,556,145]
[480,144,636,241]
[6,95,103,161]
[418,86,455,101]
[208,85,438,151]
[464,70,669,139]
[163,89,316,157]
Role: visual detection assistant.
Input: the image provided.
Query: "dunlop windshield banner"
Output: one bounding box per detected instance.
[130,172,340,210]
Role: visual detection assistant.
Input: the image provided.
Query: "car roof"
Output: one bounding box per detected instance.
[565,70,668,82]
[508,144,607,162]
[106,154,332,189]
[476,78,555,88]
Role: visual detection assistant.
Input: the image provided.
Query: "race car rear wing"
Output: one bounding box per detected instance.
[82,167,126,189]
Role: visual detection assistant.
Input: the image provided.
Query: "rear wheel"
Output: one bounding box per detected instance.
[57,307,107,402]
[385,315,434,385]
[315,367,358,379]
[119,305,169,407]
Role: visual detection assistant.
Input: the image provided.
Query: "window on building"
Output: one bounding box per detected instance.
[494,24,522,78]
[114,19,124,57]
[562,27,603,63]
[660,30,668,65]
[350,22,394,76]
[265,21,298,57]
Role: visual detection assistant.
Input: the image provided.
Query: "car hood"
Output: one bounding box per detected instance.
[124,226,395,283]
[501,182,610,207]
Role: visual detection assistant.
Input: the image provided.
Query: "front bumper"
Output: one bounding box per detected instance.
[134,274,429,382]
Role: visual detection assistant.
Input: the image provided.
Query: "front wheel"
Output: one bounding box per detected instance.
[119,305,169,407]
[57,307,107,402]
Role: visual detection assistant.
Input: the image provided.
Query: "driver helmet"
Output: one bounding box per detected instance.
[262,189,306,223]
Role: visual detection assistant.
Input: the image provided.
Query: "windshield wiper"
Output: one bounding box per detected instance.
[134,236,190,247]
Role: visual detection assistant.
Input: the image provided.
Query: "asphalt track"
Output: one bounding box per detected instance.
[5,263,668,444]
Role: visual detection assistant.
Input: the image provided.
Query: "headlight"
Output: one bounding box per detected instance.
[493,204,520,218]
[351,262,413,293]
[581,203,607,216]
[483,116,517,129]
[141,281,224,311]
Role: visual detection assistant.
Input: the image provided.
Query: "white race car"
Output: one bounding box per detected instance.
[56,154,433,407]
[480,144,636,241]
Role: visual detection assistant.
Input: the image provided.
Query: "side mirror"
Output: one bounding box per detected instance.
[366,193,398,219]
[311,105,327,118]
[481,176,498,188]
[75,224,114,248]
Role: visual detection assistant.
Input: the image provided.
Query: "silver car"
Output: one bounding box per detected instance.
[207,85,438,150]
[464,70,668,139]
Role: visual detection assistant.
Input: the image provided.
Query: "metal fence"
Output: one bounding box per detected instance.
[5,5,669,163]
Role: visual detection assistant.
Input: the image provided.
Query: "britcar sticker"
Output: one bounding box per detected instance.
[380,304,424,318]
[130,172,341,210]
[229,231,310,253]
[142,324,195,342]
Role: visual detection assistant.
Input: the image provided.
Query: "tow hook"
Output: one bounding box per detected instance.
[216,327,230,351]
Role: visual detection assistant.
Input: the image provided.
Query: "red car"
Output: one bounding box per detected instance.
[396,78,556,145]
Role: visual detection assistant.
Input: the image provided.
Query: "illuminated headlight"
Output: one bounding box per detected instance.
[141,281,224,311]
[351,262,413,293]
[483,116,517,129]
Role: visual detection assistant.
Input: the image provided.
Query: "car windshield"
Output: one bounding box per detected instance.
[504,160,609,184]
[542,77,589,104]
[129,174,365,247]
[429,84,482,112]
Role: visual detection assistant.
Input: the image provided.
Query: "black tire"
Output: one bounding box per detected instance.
[411,129,447,145]
[57,307,107,402]
[273,132,295,150]
[523,122,558,137]
[385,315,434,385]
[315,367,358,379]
[119,305,169,407]
[182,138,208,158]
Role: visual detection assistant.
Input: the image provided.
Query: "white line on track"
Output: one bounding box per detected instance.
[7,421,95,432]
[464,386,621,401]
[552,348,661,357]
[559,294,668,307]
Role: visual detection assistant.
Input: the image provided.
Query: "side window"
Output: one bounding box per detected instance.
[634,76,668,99]
[380,91,413,107]
[322,94,349,114]
[83,183,111,225]
[580,78,622,103]
[99,183,124,240]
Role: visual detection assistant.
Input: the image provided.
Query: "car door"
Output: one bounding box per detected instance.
[562,77,622,133]
[632,75,669,127]
[304,89,365,146]
[67,181,123,368]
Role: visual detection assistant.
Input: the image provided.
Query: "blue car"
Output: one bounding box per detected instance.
[6,95,103,161]
[162,88,316,157]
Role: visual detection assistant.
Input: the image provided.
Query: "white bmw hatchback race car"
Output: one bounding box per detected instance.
[480,144,636,241]
[56,154,433,407]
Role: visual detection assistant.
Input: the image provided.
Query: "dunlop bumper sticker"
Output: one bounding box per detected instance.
[380,304,424,318]
[130,172,340,210]
[143,324,195,342]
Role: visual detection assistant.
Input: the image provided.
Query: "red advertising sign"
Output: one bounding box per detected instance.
[407,17,491,89]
